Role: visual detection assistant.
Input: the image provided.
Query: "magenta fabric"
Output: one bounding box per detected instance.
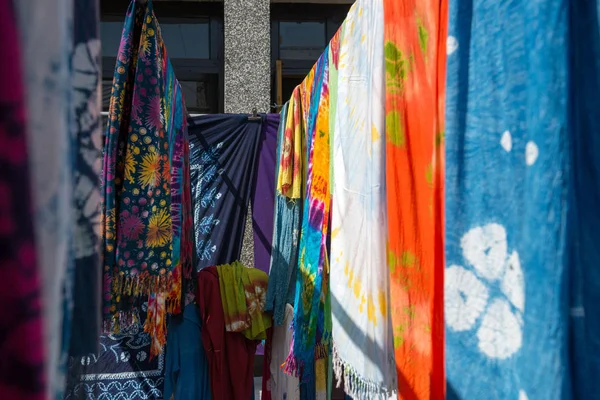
[250,114,280,273]
[0,0,45,398]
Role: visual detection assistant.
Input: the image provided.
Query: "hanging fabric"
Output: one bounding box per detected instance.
[65,301,167,399]
[0,1,45,398]
[383,0,448,398]
[188,114,262,270]
[198,266,259,400]
[265,102,301,326]
[250,114,280,274]
[217,260,272,340]
[101,0,192,358]
[269,305,299,400]
[16,0,76,396]
[569,1,600,394]
[444,0,567,398]
[285,46,332,389]
[164,303,212,400]
[329,1,397,398]
[384,0,447,399]
[68,0,103,359]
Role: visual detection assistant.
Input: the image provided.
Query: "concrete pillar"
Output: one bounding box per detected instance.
[223,0,271,269]
[223,0,271,114]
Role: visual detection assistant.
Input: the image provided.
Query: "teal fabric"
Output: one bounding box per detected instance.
[164,304,211,400]
[265,103,300,326]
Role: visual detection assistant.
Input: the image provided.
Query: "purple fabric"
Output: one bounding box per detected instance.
[251,114,279,358]
[251,114,280,274]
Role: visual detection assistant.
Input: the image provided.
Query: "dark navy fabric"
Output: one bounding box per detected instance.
[65,301,165,400]
[188,114,262,270]
[568,1,600,397]
[68,0,103,358]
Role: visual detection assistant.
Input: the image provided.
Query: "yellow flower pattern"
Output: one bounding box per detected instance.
[138,151,162,188]
[101,0,191,359]
[146,208,171,248]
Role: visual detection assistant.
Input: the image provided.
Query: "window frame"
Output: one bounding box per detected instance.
[101,1,224,113]
[270,3,350,109]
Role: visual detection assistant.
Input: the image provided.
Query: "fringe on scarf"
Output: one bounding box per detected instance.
[282,341,330,378]
[103,262,184,358]
[332,343,397,400]
[102,308,141,334]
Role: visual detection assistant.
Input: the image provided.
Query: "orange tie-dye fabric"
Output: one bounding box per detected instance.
[384,0,447,399]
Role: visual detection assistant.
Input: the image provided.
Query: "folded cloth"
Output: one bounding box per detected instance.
[217,261,272,340]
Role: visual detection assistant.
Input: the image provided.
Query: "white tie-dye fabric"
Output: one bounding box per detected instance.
[330,1,396,399]
[16,1,74,397]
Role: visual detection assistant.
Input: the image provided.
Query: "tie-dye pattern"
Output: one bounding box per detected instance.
[444,0,573,398]
[285,49,331,386]
[383,0,447,398]
[101,0,191,358]
[277,89,304,199]
[330,1,396,399]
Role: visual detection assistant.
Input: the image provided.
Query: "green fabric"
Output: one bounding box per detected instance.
[217,261,272,341]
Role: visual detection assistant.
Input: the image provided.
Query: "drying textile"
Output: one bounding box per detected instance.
[198,266,258,400]
[277,89,305,199]
[64,303,166,400]
[261,327,273,400]
[16,0,73,395]
[0,1,45,398]
[102,0,192,357]
[188,114,262,270]
[569,2,600,395]
[250,114,279,357]
[265,102,301,326]
[251,114,280,273]
[384,0,447,398]
[269,305,299,400]
[445,0,568,399]
[217,261,272,340]
[164,303,211,400]
[329,1,396,398]
[69,0,104,358]
[287,49,332,384]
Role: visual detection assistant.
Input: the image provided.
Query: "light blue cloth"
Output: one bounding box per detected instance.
[164,304,211,400]
[445,1,571,398]
[265,103,300,326]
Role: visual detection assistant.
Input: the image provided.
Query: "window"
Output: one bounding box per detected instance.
[270,4,351,110]
[279,21,326,60]
[101,20,211,59]
[101,1,224,114]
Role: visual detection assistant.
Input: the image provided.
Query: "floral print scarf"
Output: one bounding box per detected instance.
[102,0,192,357]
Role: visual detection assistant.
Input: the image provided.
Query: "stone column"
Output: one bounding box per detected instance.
[223,0,271,114]
[223,0,271,269]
